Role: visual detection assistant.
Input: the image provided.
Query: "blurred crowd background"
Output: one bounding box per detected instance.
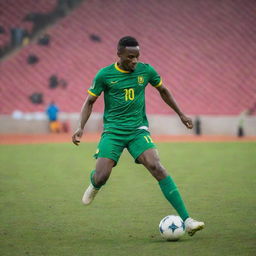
[0,0,255,135]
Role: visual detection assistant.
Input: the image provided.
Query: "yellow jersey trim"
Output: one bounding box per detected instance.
[154,78,163,88]
[114,62,130,73]
[87,90,98,97]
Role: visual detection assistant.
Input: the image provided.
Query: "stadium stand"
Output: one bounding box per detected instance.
[0,0,255,115]
[0,0,57,47]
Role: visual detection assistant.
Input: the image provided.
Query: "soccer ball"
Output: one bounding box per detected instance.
[159,215,185,241]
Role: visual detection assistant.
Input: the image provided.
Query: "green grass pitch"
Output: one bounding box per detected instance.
[0,142,255,256]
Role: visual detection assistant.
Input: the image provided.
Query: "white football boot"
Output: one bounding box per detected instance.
[185,217,205,236]
[81,184,99,205]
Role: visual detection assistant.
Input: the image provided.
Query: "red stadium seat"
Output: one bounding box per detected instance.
[0,0,255,115]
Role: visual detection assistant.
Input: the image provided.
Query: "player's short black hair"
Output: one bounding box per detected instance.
[117,36,139,51]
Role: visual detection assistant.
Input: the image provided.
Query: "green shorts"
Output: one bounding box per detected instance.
[94,129,156,166]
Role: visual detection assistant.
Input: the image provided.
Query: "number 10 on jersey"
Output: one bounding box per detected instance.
[124,88,135,101]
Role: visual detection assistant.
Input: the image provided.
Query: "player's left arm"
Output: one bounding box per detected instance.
[155,84,193,129]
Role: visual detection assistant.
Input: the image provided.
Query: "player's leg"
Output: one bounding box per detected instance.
[137,148,190,219]
[82,157,115,205]
[128,130,204,235]
[82,132,124,205]
[128,131,188,219]
[137,148,204,235]
[92,157,115,187]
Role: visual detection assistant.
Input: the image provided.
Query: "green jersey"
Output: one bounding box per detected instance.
[88,62,162,134]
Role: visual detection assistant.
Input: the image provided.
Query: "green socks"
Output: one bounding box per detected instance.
[90,170,101,189]
[90,171,189,221]
[159,176,189,221]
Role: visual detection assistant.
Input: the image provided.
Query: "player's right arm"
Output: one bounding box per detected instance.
[72,69,105,146]
[72,94,98,145]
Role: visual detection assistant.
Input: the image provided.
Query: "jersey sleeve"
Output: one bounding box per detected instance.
[148,64,162,88]
[87,70,105,97]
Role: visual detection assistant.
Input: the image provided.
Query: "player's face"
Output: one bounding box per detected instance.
[118,47,140,72]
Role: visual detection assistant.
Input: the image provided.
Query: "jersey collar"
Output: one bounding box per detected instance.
[114,62,130,73]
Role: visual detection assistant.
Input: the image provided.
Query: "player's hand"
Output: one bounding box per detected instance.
[180,114,193,129]
[72,128,84,146]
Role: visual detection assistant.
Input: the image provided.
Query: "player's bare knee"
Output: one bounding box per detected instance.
[148,161,167,181]
[147,159,160,171]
